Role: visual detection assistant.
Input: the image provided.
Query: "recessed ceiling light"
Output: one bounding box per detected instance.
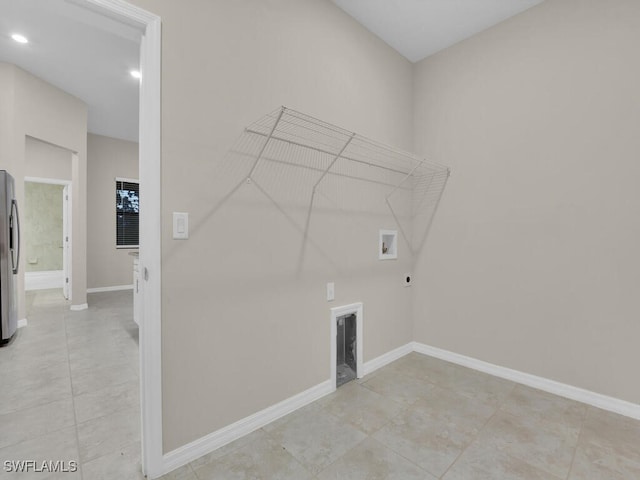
[130,70,141,79]
[11,33,28,44]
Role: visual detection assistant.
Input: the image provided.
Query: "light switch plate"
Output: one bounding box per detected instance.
[173,212,189,239]
[327,282,335,301]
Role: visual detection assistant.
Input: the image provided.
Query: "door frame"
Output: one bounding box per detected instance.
[62,184,71,300]
[83,0,162,477]
[23,176,72,299]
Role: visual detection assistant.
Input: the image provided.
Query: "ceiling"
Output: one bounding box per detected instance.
[0,0,143,142]
[333,0,544,63]
[0,1,544,142]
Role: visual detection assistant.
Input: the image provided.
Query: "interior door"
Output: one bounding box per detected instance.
[62,184,70,300]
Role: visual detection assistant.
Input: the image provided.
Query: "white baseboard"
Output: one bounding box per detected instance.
[413,342,640,421]
[70,303,88,311]
[157,339,640,478]
[87,284,134,293]
[160,343,413,476]
[17,318,27,329]
[25,270,63,291]
[363,342,413,377]
[161,380,333,475]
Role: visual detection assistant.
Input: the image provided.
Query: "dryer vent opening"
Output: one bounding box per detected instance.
[336,313,357,387]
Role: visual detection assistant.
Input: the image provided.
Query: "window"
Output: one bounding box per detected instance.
[116,178,139,248]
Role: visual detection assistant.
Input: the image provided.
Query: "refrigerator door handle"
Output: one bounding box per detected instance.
[10,199,20,274]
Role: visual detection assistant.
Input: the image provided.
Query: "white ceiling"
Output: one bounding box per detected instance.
[0,1,544,142]
[333,0,544,63]
[0,0,143,142]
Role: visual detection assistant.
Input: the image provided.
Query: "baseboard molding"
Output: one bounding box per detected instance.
[25,270,63,291]
[158,339,640,478]
[160,343,414,476]
[161,342,416,475]
[69,303,88,311]
[17,318,27,329]
[161,380,333,475]
[363,342,413,377]
[413,342,640,421]
[87,284,134,293]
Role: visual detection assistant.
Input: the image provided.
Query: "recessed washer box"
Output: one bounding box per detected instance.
[379,229,397,260]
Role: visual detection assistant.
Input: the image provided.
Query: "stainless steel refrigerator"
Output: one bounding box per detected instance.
[0,171,19,343]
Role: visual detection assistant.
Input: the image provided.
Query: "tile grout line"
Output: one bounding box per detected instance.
[351,375,452,479]
[313,435,370,477]
[437,382,516,479]
[186,461,199,478]
[70,379,141,426]
[17,293,142,478]
[0,397,77,450]
[260,418,332,477]
[0,313,75,451]
[315,384,384,474]
[438,411,498,479]
[564,407,589,480]
[62,308,85,480]
[360,364,480,479]
[258,381,400,477]
[354,362,470,478]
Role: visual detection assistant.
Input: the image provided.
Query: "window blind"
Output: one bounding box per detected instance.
[116,180,139,247]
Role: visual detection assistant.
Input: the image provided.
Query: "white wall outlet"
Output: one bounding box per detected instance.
[404,273,412,287]
[327,282,335,301]
[172,212,189,239]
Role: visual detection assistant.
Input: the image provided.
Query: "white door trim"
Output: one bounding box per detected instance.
[81,1,162,477]
[24,176,71,186]
[62,184,71,300]
[330,302,363,392]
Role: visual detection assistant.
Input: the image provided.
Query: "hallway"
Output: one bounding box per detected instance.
[0,290,139,478]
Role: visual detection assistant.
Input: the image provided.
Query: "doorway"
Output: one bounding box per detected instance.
[24,177,71,300]
[80,1,161,476]
[2,0,160,475]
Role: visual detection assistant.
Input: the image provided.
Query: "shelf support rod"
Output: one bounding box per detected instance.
[412,170,451,257]
[385,197,414,257]
[385,161,422,203]
[312,133,355,193]
[246,106,286,181]
[411,169,437,217]
[384,161,422,258]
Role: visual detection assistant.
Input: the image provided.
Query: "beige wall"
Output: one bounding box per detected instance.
[413,0,640,404]
[0,63,88,315]
[24,182,64,272]
[25,135,72,181]
[87,133,139,289]
[131,0,414,452]
[0,64,14,174]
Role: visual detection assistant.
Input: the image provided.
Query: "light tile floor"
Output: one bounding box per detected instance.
[2,289,639,479]
[0,289,140,480]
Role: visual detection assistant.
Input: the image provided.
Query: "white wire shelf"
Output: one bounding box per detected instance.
[222,106,450,256]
